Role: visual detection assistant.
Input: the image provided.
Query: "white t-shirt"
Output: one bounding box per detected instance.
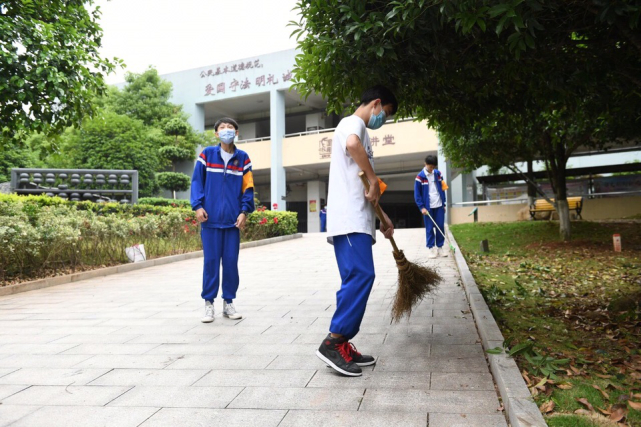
[425,167,443,208]
[221,148,233,168]
[326,115,377,243]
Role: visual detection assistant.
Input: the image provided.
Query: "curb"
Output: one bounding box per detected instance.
[0,233,303,297]
[447,228,546,427]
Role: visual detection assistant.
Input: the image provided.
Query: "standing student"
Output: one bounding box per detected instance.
[414,154,448,258]
[191,117,255,323]
[316,85,398,377]
[319,206,327,232]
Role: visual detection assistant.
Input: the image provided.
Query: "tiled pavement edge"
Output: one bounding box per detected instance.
[0,229,509,427]
[447,228,547,427]
[0,233,303,297]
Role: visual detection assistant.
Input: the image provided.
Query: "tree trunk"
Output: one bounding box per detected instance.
[527,159,536,219]
[543,132,571,241]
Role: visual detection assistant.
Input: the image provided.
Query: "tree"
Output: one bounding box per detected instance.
[106,68,178,128]
[292,0,641,240]
[158,117,192,198]
[61,111,160,197]
[156,172,190,198]
[0,0,122,147]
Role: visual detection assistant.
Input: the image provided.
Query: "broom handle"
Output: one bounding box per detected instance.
[358,172,400,254]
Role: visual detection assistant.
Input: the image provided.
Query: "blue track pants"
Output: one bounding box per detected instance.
[329,233,375,340]
[424,206,445,248]
[201,227,240,303]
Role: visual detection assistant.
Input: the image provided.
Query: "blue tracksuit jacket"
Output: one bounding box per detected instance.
[414,168,447,211]
[190,145,255,228]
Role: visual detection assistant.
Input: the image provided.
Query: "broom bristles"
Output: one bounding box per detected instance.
[391,250,441,322]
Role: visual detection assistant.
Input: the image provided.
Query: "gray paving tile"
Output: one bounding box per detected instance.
[165,355,276,370]
[144,343,242,355]
[50,334,141,344]
[430,344,484,358]
[127,334,218,344]
[228,387,364,410]
[73,355,181,369]
[308,369,430,389]
[430,373,496,391]
[89,369,209,386]
[9,406,159,427]
[279,410,428,427]
[376,356,489,373]
[0,405,41,427]
[194,369,315,388]
[0,368,18,378]
[108,386,244,408]
[0,368,111,386]
[0,354,93,369]
[360,389,501,414]
[139,408,287,427]
[0,384,30,400]
[429,413,508,426]
[2,385,132,406]
[0,334,68,344]
[60,343,160,355]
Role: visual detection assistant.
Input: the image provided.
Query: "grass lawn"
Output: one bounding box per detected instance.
[450,221,641,426]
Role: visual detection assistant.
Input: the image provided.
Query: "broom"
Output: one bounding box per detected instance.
[359,172,442,322]
[423,210,456,253]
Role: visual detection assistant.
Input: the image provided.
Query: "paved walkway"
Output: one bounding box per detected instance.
[0,229,507,427]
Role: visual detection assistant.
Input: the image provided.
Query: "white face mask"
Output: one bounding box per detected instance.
[218,129,236,143]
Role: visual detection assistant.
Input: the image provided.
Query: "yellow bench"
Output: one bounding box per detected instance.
[530,196,583,220]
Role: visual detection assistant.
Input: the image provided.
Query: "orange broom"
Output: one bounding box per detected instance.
[359,172,442,322]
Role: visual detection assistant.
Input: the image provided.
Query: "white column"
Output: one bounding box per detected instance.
[176,104,205,200]
[270,89,287,211]
[306,180,326,232]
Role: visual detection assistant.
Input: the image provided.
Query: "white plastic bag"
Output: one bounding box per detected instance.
[125,244,147,263]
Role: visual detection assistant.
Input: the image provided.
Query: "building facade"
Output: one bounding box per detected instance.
[162,49,442,232]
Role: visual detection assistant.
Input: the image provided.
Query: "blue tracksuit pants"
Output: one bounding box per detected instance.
[201,227,240,303]
[330,233,375,340]
[424,206,445,248]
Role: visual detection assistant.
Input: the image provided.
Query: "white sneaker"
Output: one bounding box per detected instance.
[427,247,438,259]
[201,302,214,323]
[223,301,242,320]
[438,247,449,257]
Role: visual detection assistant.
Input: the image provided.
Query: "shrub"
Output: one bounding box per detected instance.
[138,197,191,208]
[242,207,298,241]
[157,172,190,194]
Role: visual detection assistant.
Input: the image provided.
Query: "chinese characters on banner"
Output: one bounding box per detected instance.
[201,55,294,96]
[318,134,398,159]
[200,59,264,78]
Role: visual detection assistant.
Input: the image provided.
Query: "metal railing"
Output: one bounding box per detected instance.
[11,168,139,204]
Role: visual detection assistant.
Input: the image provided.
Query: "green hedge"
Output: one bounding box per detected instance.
[242,207,298,241]
[0,195,298,284]
[0,194,200,284]
[138,197,191,208]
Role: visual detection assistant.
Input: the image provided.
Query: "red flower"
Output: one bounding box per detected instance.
[191,220,197,225]
[185,218,191,222]
[259,217,267,225]
[273,217,278,224]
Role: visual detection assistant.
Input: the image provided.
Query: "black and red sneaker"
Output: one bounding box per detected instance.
[347,342,376,367]
[316,334,362,377]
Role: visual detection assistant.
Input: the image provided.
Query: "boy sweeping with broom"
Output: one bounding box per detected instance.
[316,85,398,377]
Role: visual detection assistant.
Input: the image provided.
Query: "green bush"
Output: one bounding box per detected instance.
[0,194,200,283]
[242,207,298,241]
[157,172,190,194]
[138,197,191,208]
[0,194,298,284]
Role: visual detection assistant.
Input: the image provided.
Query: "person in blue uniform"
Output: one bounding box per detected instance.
[191,117,255,323]
[414,154,449,258]
[316,85,398,377]
[319,206,327,232]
